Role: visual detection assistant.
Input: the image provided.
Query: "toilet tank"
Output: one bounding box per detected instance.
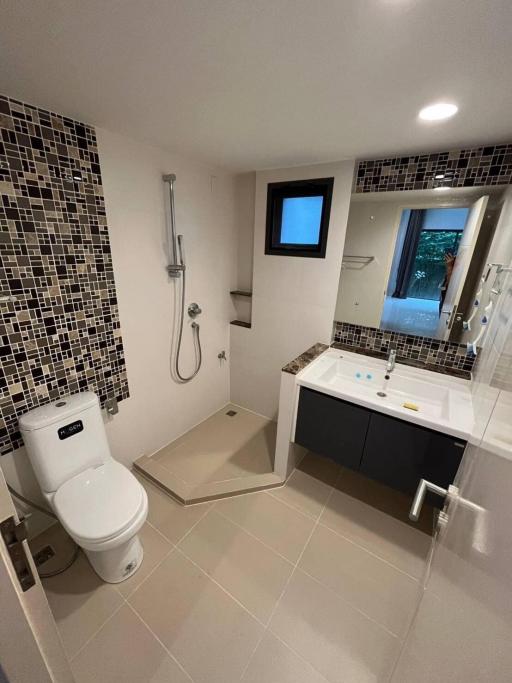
[19,392,112,494]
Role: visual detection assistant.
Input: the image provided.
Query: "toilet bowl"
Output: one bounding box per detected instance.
[52,460,148,582]
[19,392,148,583]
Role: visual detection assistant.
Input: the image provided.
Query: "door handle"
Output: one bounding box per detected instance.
[409,479,448,522]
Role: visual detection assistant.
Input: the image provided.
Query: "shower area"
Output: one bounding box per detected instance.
[134,174,280,503]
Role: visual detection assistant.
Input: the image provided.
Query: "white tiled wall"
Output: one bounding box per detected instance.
[230,160,354,419]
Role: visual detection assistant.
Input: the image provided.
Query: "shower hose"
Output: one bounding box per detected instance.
[174,268,202,382]
[6,483,80,578]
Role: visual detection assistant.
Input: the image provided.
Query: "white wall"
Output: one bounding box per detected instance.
[1,128,238,533]
[230,172,255,324]
[99,129,237,465]
[230,160,354,419]
[334,199,402,327]
[233,172,256,291]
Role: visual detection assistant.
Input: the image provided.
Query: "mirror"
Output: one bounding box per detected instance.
[335,184,510,342]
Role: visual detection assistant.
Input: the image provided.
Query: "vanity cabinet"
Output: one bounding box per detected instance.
[360,412,465,495]
[295,387,465,497]
[294,387,370,470]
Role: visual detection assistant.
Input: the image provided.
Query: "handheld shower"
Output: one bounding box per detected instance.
[163,174,202,382]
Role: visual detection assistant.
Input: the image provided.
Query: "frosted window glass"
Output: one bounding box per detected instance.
[280,196,323,244]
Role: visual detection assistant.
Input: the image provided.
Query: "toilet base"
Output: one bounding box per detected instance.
[84,534,144,583]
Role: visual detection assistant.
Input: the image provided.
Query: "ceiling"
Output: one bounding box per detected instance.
[1,0,511,171]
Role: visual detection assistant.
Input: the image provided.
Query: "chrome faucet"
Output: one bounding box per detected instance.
[386,349,397,374]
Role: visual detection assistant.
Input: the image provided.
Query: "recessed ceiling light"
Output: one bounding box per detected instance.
[419,103,458,121]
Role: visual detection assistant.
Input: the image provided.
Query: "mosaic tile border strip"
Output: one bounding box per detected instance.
[355,143,512,193]
[0,94,129,454]
[332,321,475,377]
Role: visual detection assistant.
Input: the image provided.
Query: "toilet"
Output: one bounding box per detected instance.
[19,392,148,583]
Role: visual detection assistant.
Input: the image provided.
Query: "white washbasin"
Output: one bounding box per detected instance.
[298,349,473,439]
[383,374,450,420]
[318,355,385,389]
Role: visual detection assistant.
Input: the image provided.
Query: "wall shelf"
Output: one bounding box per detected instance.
[230,319,252,329]
[230,290,253,298]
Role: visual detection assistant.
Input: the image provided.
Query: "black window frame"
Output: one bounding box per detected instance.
[264,177,334,258]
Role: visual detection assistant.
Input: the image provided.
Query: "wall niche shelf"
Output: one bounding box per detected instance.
[230,319,252,329]
[230,288,253,329]
[230,290,253,298]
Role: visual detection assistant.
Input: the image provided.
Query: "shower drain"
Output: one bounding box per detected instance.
[226,410,237,417]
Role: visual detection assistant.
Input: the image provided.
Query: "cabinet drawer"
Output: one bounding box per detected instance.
[360,412,465,495]
[295,387,370,470]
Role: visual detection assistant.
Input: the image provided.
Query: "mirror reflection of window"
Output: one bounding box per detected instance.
[382,207,469,338]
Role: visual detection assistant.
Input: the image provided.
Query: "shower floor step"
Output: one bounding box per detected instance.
[133,403,282,504]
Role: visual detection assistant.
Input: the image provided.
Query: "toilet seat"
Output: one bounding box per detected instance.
[53,461,147,551]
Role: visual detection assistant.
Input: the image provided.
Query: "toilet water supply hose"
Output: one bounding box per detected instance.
[6,484,79,578]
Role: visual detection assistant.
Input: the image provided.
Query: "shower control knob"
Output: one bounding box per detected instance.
[188,302,202,318]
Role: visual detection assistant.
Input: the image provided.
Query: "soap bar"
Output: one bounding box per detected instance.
[403,402,419,411]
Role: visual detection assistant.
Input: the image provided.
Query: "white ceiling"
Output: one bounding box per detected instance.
[1,0,511,171]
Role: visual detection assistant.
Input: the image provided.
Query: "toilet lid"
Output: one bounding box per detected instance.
[53,461,145,543]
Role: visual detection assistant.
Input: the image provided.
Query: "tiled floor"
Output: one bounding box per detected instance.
[134,404,281,503]
[31,453,433,683]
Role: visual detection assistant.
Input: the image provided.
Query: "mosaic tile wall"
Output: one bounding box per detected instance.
[355,143,512,193]
[0,95,129,454]
[332,321,475,377]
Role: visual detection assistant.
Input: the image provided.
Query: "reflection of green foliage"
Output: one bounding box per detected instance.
[408,230,462,300]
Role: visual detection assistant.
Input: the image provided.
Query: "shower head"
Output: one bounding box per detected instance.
[162,173,176,184]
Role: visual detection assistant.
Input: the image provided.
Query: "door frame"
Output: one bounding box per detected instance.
[0,468,74,683]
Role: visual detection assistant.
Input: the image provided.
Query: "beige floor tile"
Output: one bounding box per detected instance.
[116,523,173,598]
[179,510,293,623]
[320,489,431,579]
[43,551,124,659]
[297,451,342,487]
[129,550,264,683]
[299,524,421,637]
[269,468,333,519]
[215,491,315,563]
[242,631,328,682]
[136,473,211,543]
[270,570,401,683]
[337,467,435,535]
[154,405,275,486]
[71,604,190,682]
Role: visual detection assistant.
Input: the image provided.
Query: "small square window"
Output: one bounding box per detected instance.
[265,177,334,258]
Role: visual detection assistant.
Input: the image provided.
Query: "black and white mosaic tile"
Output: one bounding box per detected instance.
[332,321,475,377]
[355,143,512,193]
[0,94,129,454]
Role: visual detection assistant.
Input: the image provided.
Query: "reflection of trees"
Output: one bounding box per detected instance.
[407,230,462,300]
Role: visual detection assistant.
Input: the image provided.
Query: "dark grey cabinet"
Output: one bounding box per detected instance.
[295,387,465,496]
[295,388,370,470]
[360,412,465,495]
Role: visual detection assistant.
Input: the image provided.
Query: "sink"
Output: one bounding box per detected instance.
[382,374,450,420]
[317,355,448,418]
[318,355,384,389]
[297,349,473,439]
